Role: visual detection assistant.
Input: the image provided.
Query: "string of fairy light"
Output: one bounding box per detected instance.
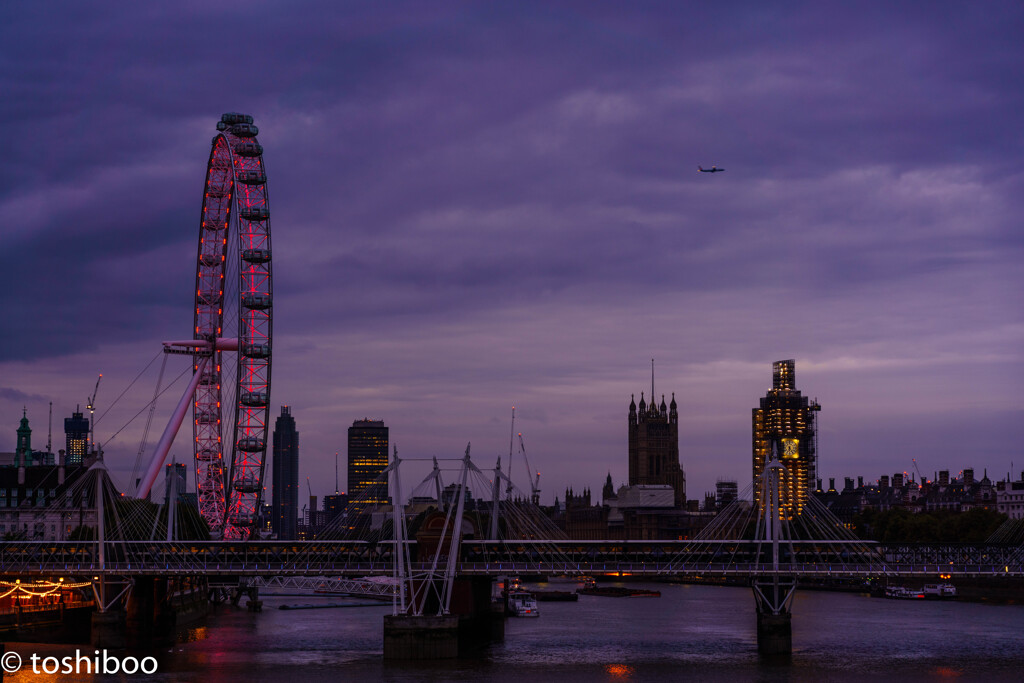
[0,579,93,599]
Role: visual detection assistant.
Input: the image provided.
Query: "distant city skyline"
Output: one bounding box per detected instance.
[1,2,1021,505]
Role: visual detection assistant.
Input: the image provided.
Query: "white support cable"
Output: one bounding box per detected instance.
[131,352,169,492]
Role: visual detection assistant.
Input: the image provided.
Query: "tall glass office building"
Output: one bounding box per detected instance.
[272,406,299,539]
[347,419,389,512]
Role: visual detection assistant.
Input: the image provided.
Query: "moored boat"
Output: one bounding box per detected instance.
[506,591,540,617]
[532,589,579,602]
[923,583,957,599]
[577,577,661,598]
[884,586,925,600]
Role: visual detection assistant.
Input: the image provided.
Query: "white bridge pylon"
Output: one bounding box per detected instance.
[390,444,513,617]
[386,443,567,617]
[390,445,474,617]
[753,453,796,617]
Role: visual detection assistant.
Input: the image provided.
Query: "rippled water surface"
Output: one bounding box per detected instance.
[8,581,1024,681]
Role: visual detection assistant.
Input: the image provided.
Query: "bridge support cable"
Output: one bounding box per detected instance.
[663,449,885,577]
[284,444,574,591]
[404,444,473,616]
[486,463,567,541]
[130,352,169,491]
[388,445,573,615]
[987,516,1024,549]
[457,458,575,577]
[29,436,215,549]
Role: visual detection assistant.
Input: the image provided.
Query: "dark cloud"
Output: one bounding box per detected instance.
[0,387,48,405]
[1,1,1022,500]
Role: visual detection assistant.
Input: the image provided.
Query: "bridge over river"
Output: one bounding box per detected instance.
[2,539,1024,579]
[7,450,1023,658]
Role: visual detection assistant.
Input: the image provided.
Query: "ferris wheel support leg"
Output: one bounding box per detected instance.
[137,356,210,499]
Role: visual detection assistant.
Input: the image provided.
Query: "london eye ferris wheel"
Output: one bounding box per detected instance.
[139,113,273,539]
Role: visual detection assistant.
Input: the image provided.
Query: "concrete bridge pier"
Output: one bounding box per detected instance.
[752,576,796,659]
[89,577,209,648]
[383,576,503,659]
[384,614,460,659]
[125,577,178,647]
[126,576,157,648]
[245,585,263,612]
[90,610,126,648]
[452,575,504,653]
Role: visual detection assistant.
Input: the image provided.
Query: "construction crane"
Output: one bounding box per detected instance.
[86,374,102,454]
[518,433,541,506]
[505,407,516,499]
[912,458,925,484]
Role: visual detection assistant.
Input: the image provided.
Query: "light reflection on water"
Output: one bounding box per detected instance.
[12,582,1024,682]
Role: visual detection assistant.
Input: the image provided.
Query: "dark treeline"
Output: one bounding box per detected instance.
[854,507,1006,544]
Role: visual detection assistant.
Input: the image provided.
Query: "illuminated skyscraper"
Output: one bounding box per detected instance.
[347,419,389,511]
[272,406,299,539]
[628,385,686,508]
[64,409,89,466]
[752,360,820,518]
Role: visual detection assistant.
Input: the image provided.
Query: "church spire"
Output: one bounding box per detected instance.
[651,359,655,406]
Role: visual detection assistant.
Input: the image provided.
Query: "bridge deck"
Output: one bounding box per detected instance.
[2,540,1022,579]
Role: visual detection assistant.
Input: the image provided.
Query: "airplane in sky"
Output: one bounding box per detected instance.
[698,166,725,173]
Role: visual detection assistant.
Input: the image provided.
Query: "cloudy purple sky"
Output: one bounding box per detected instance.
[2,2,1022,505]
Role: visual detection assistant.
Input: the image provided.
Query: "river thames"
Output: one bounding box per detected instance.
[7,581,1024,682]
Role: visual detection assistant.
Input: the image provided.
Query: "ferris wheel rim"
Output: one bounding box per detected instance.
[192,113,273,539]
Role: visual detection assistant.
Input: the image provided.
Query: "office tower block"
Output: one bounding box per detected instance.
[347,419,389,511]
[272,406,299,539]
[64,409,89,466]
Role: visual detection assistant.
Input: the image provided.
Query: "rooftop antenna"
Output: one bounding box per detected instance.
[651,358,655,403]
[335,451,339,494]
[47,401,53,454]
